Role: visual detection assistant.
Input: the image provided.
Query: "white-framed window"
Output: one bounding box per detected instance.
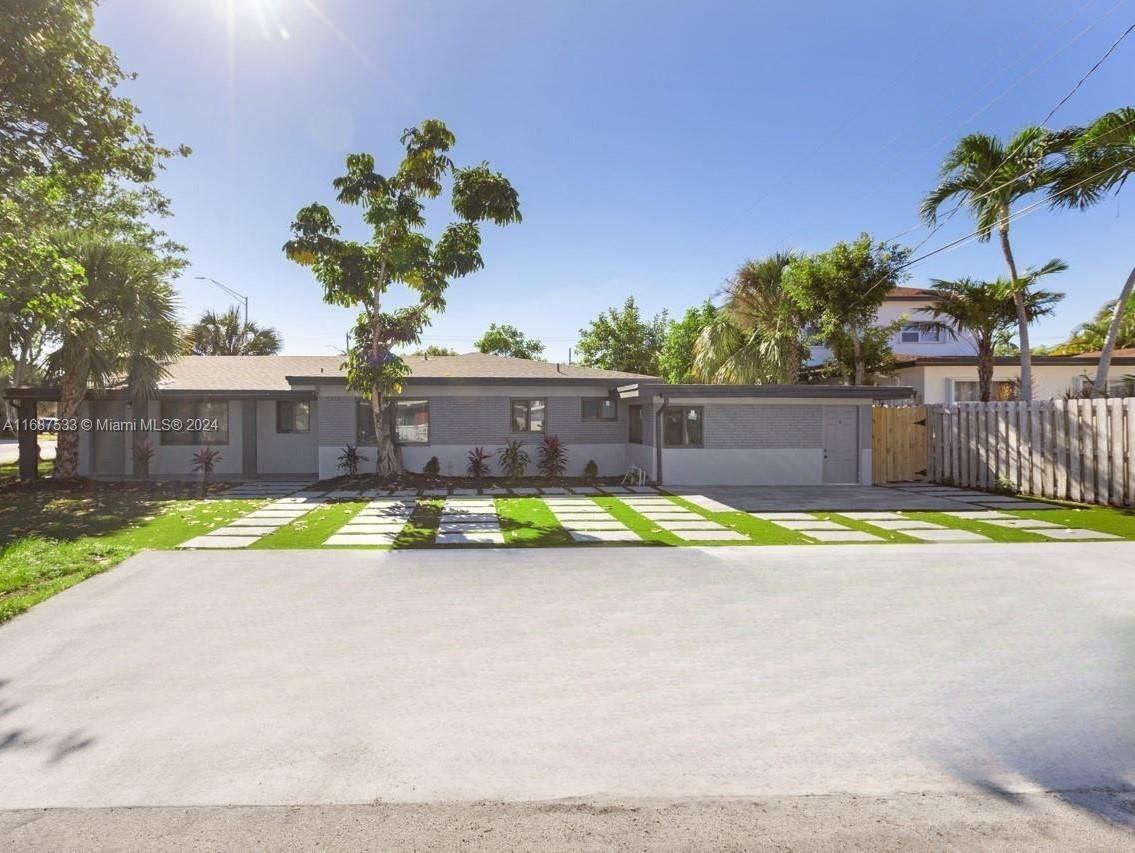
[1076,375,1135,398]
[953,380,1018,402]
[393,399,429,444]
[899,323,941,344]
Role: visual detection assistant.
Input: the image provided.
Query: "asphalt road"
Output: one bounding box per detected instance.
[2,544,1134,848]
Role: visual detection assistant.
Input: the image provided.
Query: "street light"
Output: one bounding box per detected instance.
[194,276,249,327]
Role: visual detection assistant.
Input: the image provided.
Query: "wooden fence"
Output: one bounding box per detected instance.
[872,405,928,483]
[926,399,1135,506]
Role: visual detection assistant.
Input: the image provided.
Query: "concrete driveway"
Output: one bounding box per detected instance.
[2,545,1134,846]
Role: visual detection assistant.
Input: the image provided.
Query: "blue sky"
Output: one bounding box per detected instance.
[95,0,1135,360]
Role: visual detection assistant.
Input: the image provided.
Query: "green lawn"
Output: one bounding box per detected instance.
[0,489,262,623]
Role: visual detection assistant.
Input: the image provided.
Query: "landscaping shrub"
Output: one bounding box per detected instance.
[583,459,598,479]
[133,438,155,480]
[467,446,492,479]
[497,439,529,478]
[337,445,369,476]
[423,456,441,477]
[191,447,222,495]
[537,434,568,479]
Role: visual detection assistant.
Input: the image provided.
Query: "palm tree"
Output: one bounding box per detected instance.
[928,272,1064,402]
[46,236,183,478]
[1048,107,1135,395]
[921,128,1069,401]
[185,306,282,355]
[1056,294,1135,356]
[692,252,812,383]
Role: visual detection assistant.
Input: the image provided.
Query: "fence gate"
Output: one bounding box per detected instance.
[872,405,928,483]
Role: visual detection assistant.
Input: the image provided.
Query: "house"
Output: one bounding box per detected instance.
[828,287,1135,404]
[3,353,911,486]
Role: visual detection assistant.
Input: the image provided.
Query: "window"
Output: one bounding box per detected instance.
[899,323,941,344]
[357,399,376,443]
[393,399,429,444]
[275,400,310,434]
[953,380,1018,402]
[1077,376,1135,398]
[511,398,546,432]
[581,397,617,421]
[628,404,643,444]
[160,399,229,445]
[662,406,703,447]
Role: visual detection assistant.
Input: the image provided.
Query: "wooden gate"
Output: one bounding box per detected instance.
[872,405,928,482]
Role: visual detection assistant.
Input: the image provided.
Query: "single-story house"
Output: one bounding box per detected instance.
[4,353,912,485]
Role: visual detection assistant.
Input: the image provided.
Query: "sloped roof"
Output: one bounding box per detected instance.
[154,353,657,392]
[1073,348,1135,359]
[885,286,936,300]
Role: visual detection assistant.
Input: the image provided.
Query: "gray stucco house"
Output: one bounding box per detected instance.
[19,353,911,485]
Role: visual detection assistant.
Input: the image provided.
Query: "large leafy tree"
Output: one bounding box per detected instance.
[285,120,521,475]
[409,345,458,357]
[46,236,183,478]
[659,301,715,383]
[0,0,183,184]
[1048,107,1135,395]
[1054,293,1135,356]
[692,253,811,384]
[474,323,545,359]
[185,307,282,356]
[575,297,668,375]
[921,128,1069,401]
[927,272,1063,401]
[782,235,910,384]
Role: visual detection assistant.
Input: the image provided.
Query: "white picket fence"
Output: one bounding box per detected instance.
[926,399,1135,506]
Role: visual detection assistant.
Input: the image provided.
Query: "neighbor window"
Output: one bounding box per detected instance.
[1076,376,1135,398]
[393,399,429,444]
[275,400,310,434]
[899,323,941,343]
[357,399,376,443]
[662,406,703,447]
[628,404,643,444]
[953,380,1018,402]
[581,397,617,421]
[160,399,229,445]
[511,398,546,432]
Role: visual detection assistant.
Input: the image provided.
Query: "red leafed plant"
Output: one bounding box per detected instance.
[536,434,567,479]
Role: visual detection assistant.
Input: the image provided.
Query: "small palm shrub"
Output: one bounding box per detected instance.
[337,444,369,476]
[467,446,491,479]
[192,447,222,494]
[537,434,568,479]
[133,438,156,480]
[583,459,598,479]
[497,439,529,478]
[423,456,441,477]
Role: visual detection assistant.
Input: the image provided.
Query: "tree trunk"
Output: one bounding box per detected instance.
[371,390,401,478]
[977,339,995,402]
[998,221,1032,402]
[1090,265,1135,398]
[53,372,83,479]
[851,332,865,385]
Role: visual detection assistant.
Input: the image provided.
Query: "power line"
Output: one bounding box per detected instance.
[1041,20,1135,125]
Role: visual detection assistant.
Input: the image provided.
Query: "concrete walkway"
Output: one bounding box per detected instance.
[2,544,1134,816]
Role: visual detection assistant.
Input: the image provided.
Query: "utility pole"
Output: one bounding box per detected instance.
[195,276,250,328]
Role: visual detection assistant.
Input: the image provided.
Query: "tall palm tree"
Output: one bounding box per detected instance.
[692,252,812,383]
[921,128,1069,401]
[46,236,183,478]
[1048,107,1135,395]
[928,270,1064,402]
[185,306,282,355]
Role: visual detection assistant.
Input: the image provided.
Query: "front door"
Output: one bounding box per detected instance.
[822,406,859,484]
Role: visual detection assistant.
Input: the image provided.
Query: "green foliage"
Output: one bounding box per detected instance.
[1057,294,1135,355]
[191,447,222,478]
[474,323,545,360]
[467,446,492,478]
[284,120,520,475]
[659,301,715,383]
[576,297,667,375]
[782,235,911,383]
[410,345,458,356]
[496,439,529,478]
[422,456,441,477]
[337,445,368,476]
[583,459,599,479]
[185,307,282,356]
[692,252,810,384]
[536,435,568,479]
